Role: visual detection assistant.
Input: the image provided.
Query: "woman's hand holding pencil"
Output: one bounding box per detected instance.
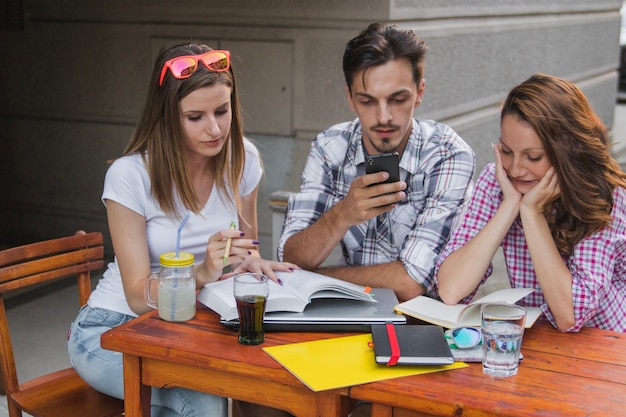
[195,222,300,286]
[223,221,236,265]
[213,221,260,270]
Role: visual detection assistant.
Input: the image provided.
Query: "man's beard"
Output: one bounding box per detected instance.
[371,138,396,153]
[366,125,400,154]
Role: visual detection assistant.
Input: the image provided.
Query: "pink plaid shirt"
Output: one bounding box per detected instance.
[436,163,626,332]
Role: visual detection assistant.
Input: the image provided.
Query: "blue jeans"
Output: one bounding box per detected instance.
[68,305,227,417]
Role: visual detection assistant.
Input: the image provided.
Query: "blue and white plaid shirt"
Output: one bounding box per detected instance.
[278,118,475,293]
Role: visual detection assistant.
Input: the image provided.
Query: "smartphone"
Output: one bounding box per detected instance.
[365,152,400,184]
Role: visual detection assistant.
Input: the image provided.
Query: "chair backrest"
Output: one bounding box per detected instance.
[0,232,104,401]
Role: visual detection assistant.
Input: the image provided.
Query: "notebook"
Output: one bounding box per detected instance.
[220,287,406,332]
[371,324,455,365]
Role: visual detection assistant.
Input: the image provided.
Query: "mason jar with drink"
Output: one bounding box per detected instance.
[146,252,197,322]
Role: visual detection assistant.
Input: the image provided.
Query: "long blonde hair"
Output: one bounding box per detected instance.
[119,43,246,218]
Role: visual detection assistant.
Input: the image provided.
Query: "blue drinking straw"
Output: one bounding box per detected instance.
[175,214,190,258]
[170,214,189,321]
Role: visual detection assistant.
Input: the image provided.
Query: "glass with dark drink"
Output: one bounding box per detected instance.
[233,273,270,345]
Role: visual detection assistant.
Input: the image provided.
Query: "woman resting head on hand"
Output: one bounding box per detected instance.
[436,73,626,332]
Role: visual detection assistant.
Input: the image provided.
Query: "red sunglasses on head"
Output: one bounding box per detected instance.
[159,50,231,86]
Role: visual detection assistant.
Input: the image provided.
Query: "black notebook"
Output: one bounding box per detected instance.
[371,324,455,366]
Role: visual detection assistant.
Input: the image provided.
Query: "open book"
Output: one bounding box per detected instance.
[394,287,543,329]
[198,269,376,321]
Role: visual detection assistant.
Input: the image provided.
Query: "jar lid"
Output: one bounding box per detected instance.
[160,252,194,267]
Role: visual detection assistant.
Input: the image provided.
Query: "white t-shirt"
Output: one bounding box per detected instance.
[88,139,263,316]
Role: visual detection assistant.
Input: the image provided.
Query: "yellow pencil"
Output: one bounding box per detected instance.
[223,221,236,265]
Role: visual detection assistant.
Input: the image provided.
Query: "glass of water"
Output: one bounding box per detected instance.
[481,303,526,377]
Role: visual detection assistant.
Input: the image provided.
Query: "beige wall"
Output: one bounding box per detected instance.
[0,0,622,259]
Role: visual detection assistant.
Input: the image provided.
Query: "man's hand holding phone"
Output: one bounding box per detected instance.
[365,152,405,200]
[365,152,401,183]
[330,155,406,229]
[329,152,405,228]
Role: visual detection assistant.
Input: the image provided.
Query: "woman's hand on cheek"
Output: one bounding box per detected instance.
[493,143,521,204]
[521,167,560,214]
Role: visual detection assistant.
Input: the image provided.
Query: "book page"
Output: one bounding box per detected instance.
[457,304,482,327]
[196,280,236,320]
[469,287,534,306]
[458,304,543,328]
[395,296,468,329]
[522,306,543,327]
[197,277,306,321]
[459,288,540,328]
[277,269,374,303]
[267,281,310,312]
[395,287,538,329]
[198,269,375,320]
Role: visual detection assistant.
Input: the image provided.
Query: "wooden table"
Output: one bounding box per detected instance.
[101,306,353,417]
[349,320,626,416]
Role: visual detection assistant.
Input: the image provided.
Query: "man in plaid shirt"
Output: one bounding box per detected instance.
[277,23,475,302]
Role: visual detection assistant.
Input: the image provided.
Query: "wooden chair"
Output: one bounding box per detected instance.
[0,231,124,417]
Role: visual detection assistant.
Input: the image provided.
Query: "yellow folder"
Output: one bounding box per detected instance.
[263,333,467,392]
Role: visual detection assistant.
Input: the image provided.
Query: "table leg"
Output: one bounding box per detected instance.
[123,354,151,417]
[316,391,351,417]
[370,403,392,417]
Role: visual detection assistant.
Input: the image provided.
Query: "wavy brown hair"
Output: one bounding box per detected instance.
[501,73,626,255]
[119,43,246,219]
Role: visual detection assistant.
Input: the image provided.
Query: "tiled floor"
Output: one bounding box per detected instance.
[1,104,624,417]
